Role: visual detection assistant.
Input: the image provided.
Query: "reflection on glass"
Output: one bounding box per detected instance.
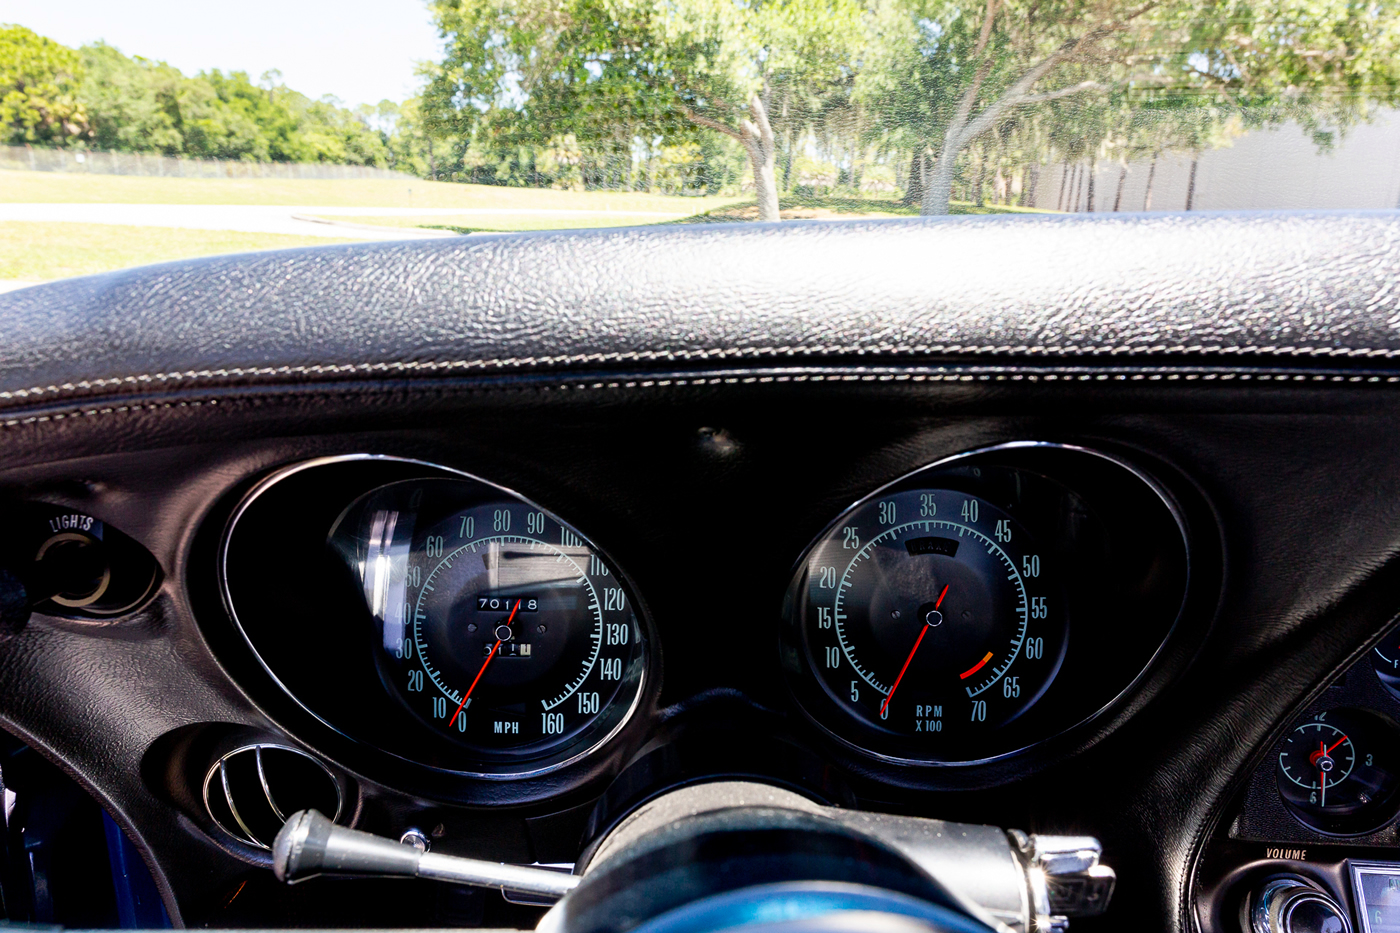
[362,508,413,656]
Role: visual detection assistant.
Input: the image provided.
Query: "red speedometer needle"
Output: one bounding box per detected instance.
[880,584,949,717]
[448,599,520,728]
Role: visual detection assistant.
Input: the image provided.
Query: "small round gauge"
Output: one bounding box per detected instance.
[1276,709,1400,834]
[334,478,648,769]
[1373,633,1400,701]
[790,488,1069,753]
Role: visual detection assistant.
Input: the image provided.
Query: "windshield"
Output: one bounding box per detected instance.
[2,0,1397,288]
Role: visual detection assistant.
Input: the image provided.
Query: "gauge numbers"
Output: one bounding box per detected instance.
[345,478,647,764]
[797,488,1068,754]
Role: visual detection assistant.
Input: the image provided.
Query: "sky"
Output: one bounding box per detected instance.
[0,0,444,108]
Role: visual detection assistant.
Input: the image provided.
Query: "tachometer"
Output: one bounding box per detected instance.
[780,442,1195,774]
[800,490,1067,743]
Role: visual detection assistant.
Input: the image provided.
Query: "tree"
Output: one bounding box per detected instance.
[424,0,865,219]
[658,0,867,218]
[1,26,399,166]
[865,0,1400,214]
[76,44,393,164]
[80,44,263,157]
[368,96,462,177]
[0,24,87,146]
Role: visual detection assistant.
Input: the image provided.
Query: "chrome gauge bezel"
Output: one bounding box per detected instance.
[218,454,654,782]
[780,440,1194,772]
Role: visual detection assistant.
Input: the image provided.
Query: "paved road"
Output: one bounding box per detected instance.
[0,204,688,239]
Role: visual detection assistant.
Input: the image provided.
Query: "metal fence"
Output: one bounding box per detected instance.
[0,145,413,181]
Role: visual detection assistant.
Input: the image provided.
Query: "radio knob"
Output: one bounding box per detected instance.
[1249,877,1350,933]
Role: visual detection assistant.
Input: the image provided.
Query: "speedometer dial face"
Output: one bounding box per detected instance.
[797,490,1068,751]
[336,478,647,769]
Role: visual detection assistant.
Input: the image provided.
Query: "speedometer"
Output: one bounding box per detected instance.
[803,491,1067,742]
[334,477,647,768]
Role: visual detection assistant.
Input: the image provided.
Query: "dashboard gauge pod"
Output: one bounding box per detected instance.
[329,477,649,768]
[219,455,657,787]
[780,442,1193,772]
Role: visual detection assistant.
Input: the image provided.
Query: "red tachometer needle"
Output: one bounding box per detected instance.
[448,599,520,728]
[880,584,949,717]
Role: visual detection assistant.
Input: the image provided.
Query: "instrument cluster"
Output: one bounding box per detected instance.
[1193,626,1400,933]
[216,442,1201,799]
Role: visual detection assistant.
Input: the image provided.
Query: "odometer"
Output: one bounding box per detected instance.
[334,478,647,769]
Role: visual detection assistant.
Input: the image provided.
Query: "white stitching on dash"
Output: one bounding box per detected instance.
[4,341,1400,403]
[1,399,215,428]
[4,368,1399,430]
[536,371,1400,391]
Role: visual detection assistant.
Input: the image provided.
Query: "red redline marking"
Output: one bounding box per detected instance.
[959,651,995,681]
[448,599,519,728]
[880,584,949,717]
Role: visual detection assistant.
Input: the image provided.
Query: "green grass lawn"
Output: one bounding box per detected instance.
[316,212,687,233]
[0,174,1048,286]
[0,222,354,283]
[679,193,1053,222]
[0,170,743,214]
[317,193,1045,234]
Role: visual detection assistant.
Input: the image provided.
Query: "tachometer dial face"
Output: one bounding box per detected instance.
[336,478,647,768]
[790,488,1068,758]
[1276,709,1400,835]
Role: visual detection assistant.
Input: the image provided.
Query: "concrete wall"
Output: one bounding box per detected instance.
[1030,110,1400,212]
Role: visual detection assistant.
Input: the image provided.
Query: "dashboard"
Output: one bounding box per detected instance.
[211,441,1194,798]
[2,212,1400,933]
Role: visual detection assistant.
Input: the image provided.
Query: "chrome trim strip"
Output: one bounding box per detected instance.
[255,745,287,823]
[219,761,261,849]
[202,743,344,850]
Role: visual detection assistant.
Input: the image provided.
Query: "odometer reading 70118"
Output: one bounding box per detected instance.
[797,489,1068,747]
